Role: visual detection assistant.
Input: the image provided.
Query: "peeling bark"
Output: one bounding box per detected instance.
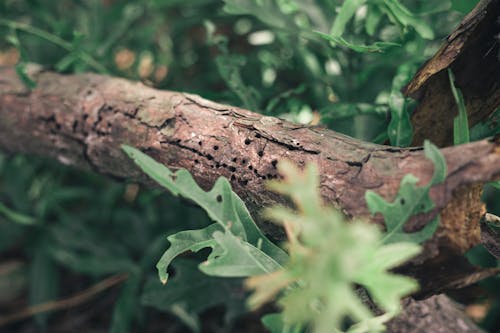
[403,0,500,147]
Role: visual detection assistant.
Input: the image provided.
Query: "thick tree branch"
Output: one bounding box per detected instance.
[1,66,499,295]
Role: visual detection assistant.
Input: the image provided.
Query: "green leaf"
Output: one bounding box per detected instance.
[365,141,446,244]
[109,271,142,333]
[157,223,282,283]
[29,247,59,329]
[451,0,479,13]
[215,54,261,111]
[387,91,412,147]
[470,108,500,141]
[488,181,500,190]
[0,202,36,225]
[331,0,366,37]
[249,161,421,333]
[315,31,399,53]
[261,313,304,333]
[222,0,297,30]
[365,5,383,36]
[387,63,415,147]
[354,242,420,313]
[122,145,287,282]
[424,140,447,185]
[200,230,282,277]
[142,259,246,314]
[156,223,221,283]
[15,62,37,89]
[448,69,470,145]
[382,0,434,39]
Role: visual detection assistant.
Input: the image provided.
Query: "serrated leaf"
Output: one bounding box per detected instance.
[354,242,420,313]
[365,141,446,244]
[248,161,421,333]
[156,223,222,283]
[122,145,287,282]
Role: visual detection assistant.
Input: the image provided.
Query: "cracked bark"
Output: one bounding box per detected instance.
[0,4,499,329]
[1,65,499,295]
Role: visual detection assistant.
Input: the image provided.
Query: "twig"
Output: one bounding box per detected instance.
[0,273,128,327]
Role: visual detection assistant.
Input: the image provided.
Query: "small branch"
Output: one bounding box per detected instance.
[0,273,127,327]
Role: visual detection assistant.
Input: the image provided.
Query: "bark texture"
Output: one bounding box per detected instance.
[1,3,499,331]
[386,295,486,333]
[1,66,500,295]
[403,0,500,147]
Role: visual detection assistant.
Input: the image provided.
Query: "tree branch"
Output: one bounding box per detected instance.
[1,66,499,297]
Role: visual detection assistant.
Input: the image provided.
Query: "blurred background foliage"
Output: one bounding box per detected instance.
[0,0,498,332]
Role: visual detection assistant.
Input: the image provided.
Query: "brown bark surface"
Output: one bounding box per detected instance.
[1,66,500,296]
[386,295,486,333]
[1,4,498,331]
[403,0,500,147]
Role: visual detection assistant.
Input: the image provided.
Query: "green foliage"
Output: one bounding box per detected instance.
[246,161,420,333]
[1,1,498,332]
[122,145,286,284]
[0,0,461,141]
[0,153,224,332]
[470,108,500,141]
[448,69,470,145]
[387,63,416,147]
[124,145,425,332]
[451,0,480,13]
[0,202,36,225]
[365,141,446,244]
[141,259,247,331]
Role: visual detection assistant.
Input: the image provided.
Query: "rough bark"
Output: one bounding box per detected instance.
[403,0,500,148]
[386,295,486,333]
[1,65,500,293]
[1,3,498,331]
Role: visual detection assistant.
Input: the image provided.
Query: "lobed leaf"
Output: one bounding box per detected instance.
[122,145,287,283]
[365,141,446,244]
